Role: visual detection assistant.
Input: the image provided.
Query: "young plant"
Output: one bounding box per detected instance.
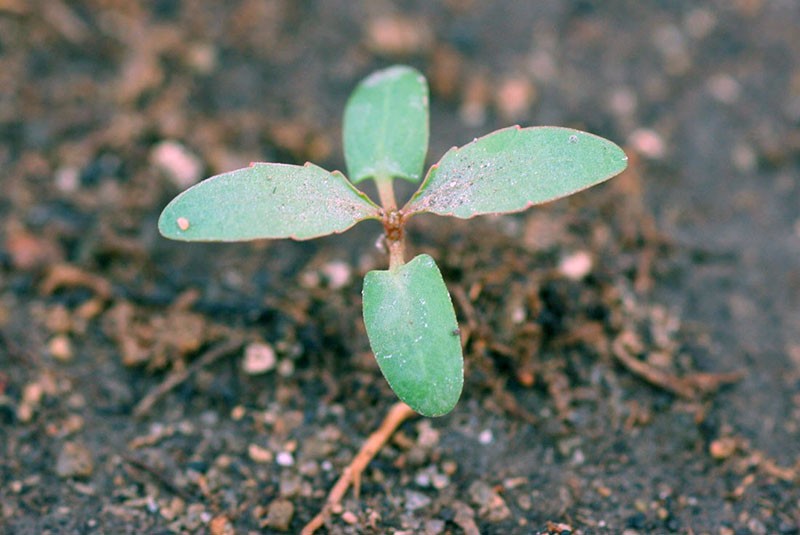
[158,65,627,417]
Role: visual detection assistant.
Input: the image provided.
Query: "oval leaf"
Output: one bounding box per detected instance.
[159,162,380,241]
[343,65,429,184]
[362,254,463,417]
[404,126,628,218]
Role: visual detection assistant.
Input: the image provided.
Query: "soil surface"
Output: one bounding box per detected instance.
[2,2,799,534]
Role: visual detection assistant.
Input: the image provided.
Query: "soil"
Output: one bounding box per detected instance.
[2,2,799,534]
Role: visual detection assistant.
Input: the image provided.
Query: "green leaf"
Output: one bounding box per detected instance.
[343,65,429,184]
[362,254,463,417]
[404,126,628,218]
[158,162,380,241]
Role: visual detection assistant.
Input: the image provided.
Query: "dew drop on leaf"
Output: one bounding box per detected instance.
[568,134,579,144]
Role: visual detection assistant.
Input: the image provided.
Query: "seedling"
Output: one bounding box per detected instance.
[158,65,627,417]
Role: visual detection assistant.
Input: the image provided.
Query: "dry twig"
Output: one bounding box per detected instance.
[133,337,243,418]
[612,332,744,398]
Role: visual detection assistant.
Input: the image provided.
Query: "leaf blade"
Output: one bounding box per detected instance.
[343,65,429,184]
[362,254,463,417]
[404,126,628,218]
[158,162,380,241]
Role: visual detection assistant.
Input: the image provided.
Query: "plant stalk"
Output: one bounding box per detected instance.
[375,177,397,212]
[376,177,406,269]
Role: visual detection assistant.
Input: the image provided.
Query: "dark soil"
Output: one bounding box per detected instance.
[2,2,799,534]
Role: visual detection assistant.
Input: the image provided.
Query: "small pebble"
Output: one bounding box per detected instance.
[320,260,352,289]
[341,510,358,525]
[709,437,737,459]
[48,335,73,362]
[208,515,234,535]
[150,140,203,188]
[629,128,667,159]
[424,519,446,535]
[366,15,432,55]
[248,443,274,464]
[242,342,277,375]
[56,441,94,478]
[276,451,294,467]
[495,75,536,121]
[404,489,432,511]
[478,429,493,445]
[277,359,294,377]
[559,251,593,281]
[265,498,294,531]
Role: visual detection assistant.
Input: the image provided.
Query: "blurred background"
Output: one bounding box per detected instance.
[1,1,799,533]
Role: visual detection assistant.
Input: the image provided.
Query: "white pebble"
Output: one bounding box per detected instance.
[559,251,594,281]
[242,342,277,375]
[629,128,667,160]
[276,451,294,467]
[150,140,203,188]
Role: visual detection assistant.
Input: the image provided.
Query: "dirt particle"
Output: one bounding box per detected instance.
[265,498,294,531]
[341,510,358,525]
[248,443,274,464]
[56,441,94,478]
[405,489,432,511]
[208,515,234,535]
[48,335,73,362]
[628,128,667,160]
[176,217,190,231]
[495,75,536,122]
[366,16,433,56]
[709,437,738,459]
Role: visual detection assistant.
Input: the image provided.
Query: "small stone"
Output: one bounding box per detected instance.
[495,75,536,122]
[468,481,511,522]
[341,510,358,525]
[265,498,294,531]
[366,16,432,56]
[209,515,234,535]
[707,73,741,104]
[279,472,303,498]
[709,437,737,459]
[629,128,667,159]
[276,451,294,467]
[431,473,450,490]
[248,443,274,464]
[56,441,94,478]
[242,342,277,375]
[424,519,446,535]
[320,260,352,290]
[559,251,593,281]
[452,501,480,535]
[416,421,440,448]
[48,335,73,362]
[54,166,80,193]
[478,429,493,445]
[277,359,294,377]
[404,489,432,511]
[150,140,203,189]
